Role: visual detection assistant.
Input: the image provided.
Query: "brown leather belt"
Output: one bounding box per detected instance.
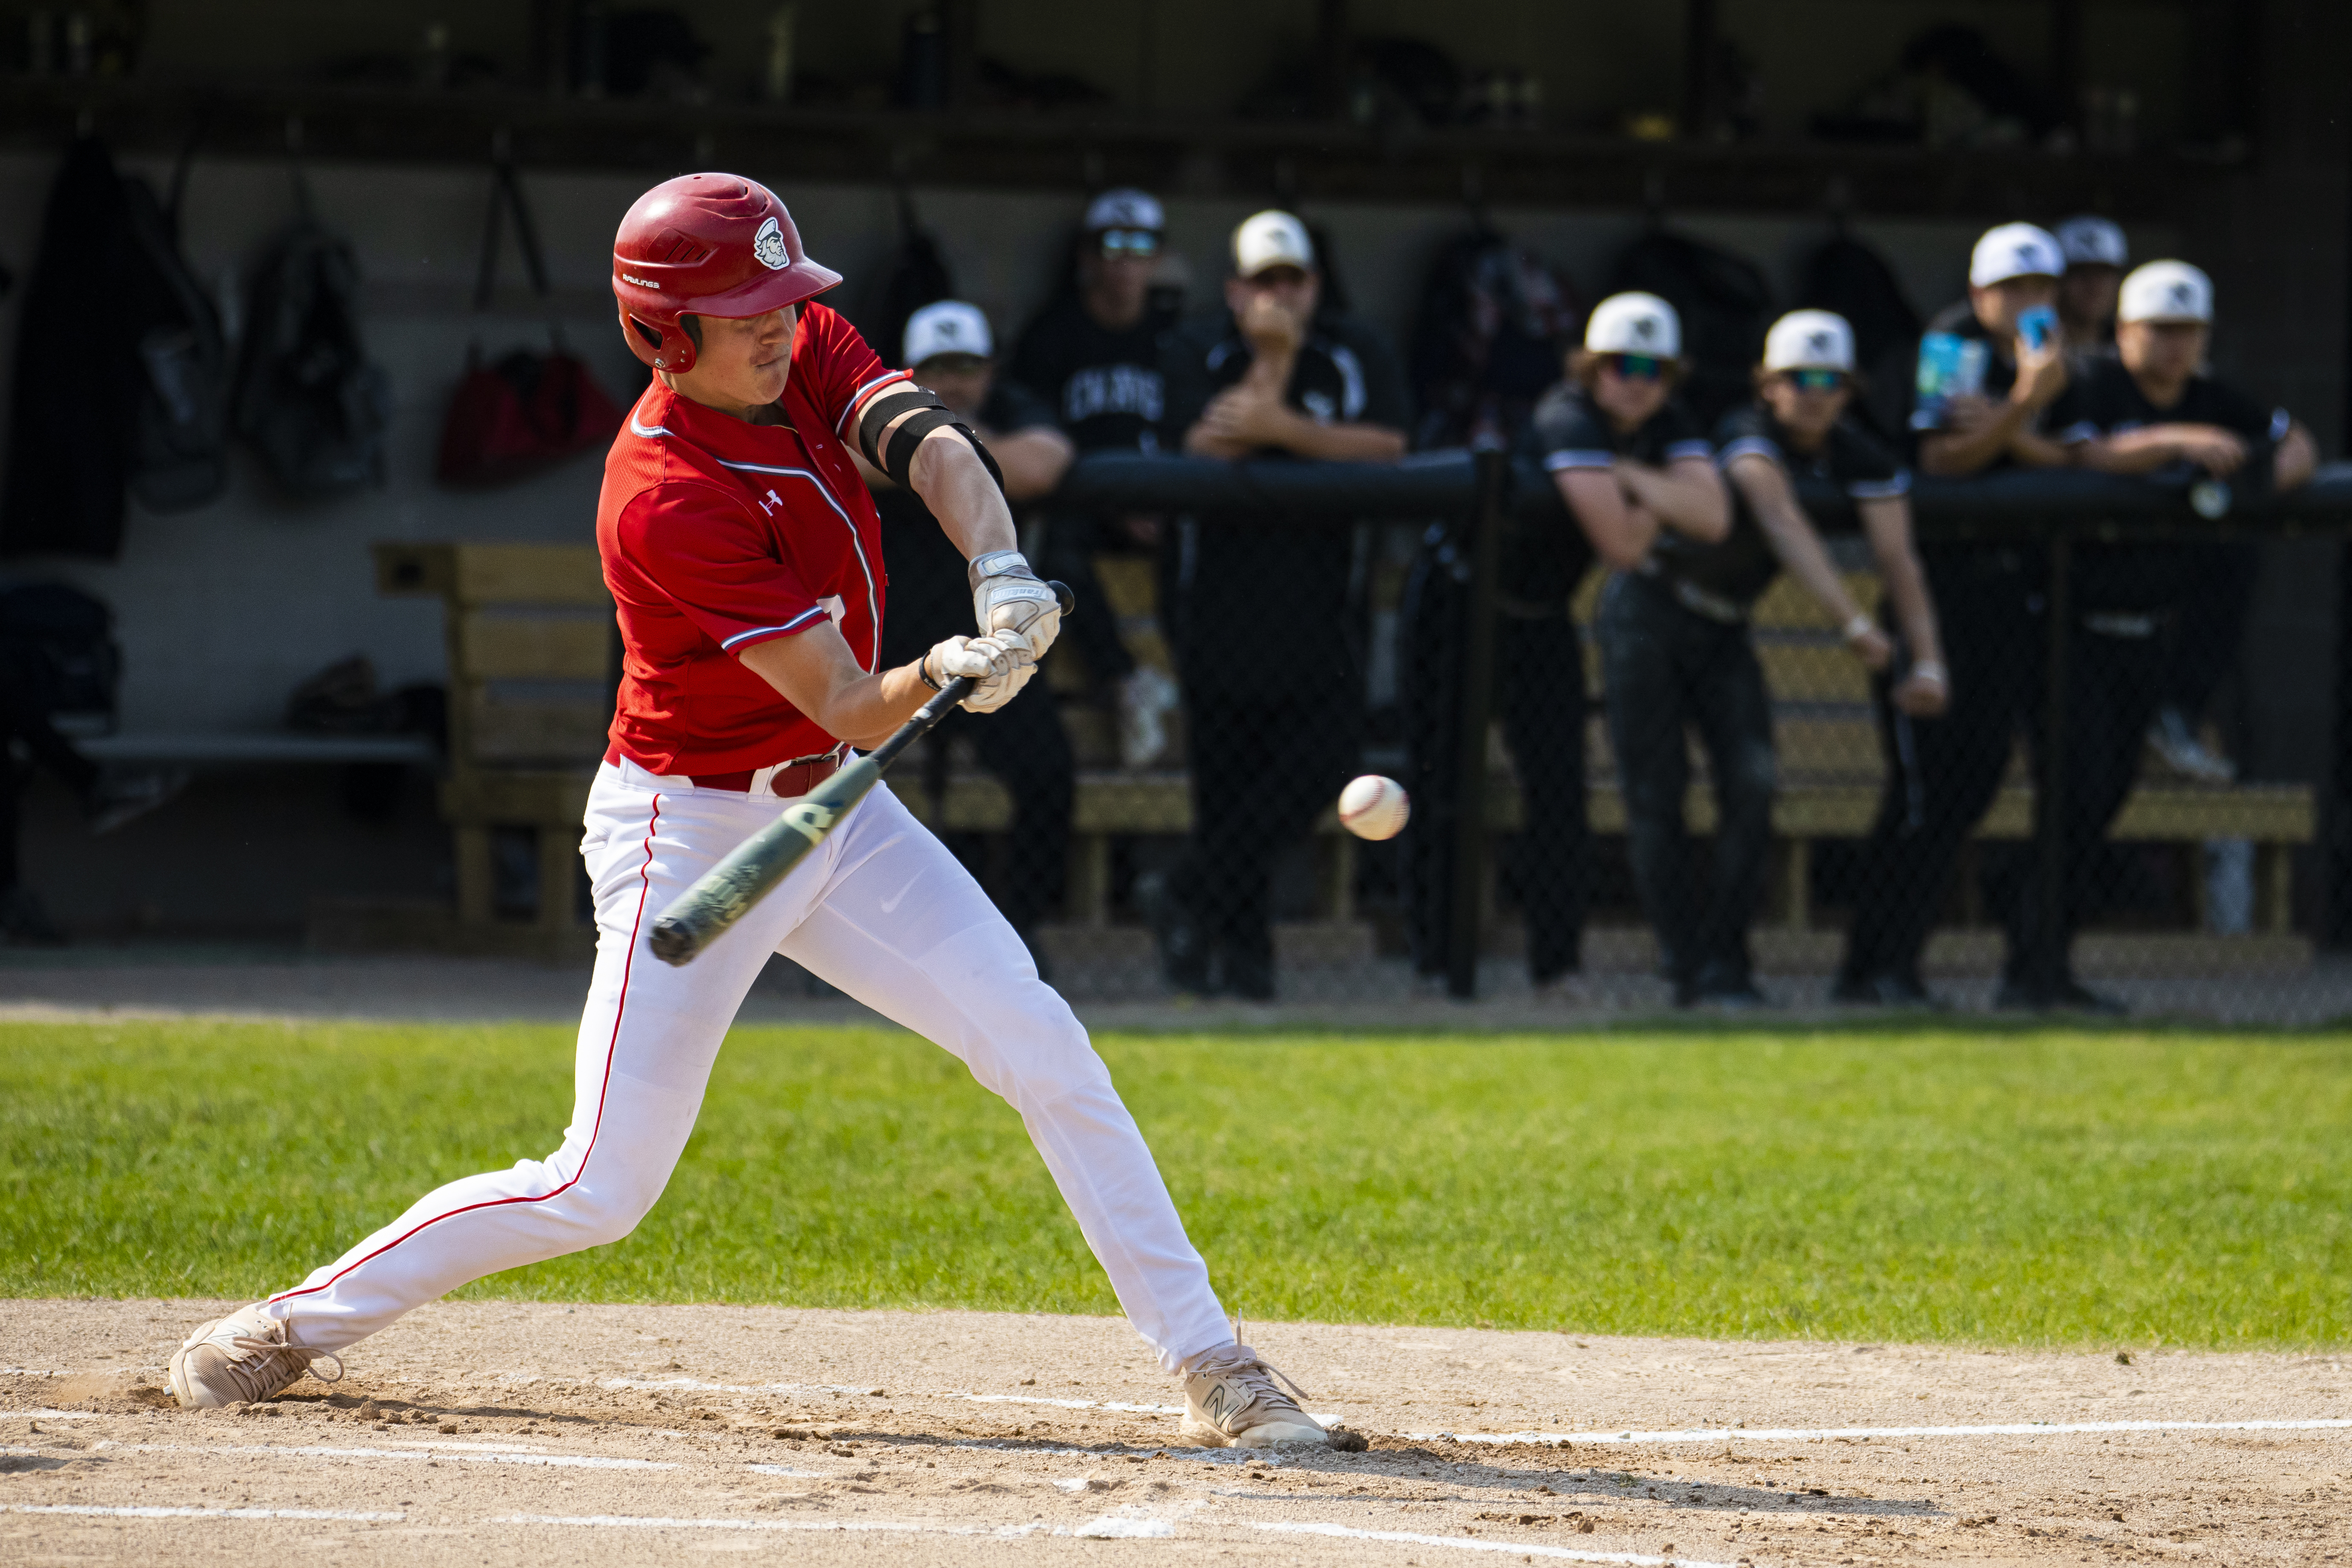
[606,746,841,797]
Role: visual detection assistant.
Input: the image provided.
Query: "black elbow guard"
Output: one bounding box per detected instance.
[856,385,1005,493]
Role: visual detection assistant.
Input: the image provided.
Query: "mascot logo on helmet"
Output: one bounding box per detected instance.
[752,216,791,271]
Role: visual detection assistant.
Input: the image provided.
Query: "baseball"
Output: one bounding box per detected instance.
[1337,774,1410,841]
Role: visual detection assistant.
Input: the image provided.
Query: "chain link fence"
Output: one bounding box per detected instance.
[866,451,2352,1022]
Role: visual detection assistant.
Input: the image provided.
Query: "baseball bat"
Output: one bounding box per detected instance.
[646,581,1075,966]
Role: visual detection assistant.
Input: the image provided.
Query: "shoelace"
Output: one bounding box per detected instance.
[1191,1342,1312,1410]
[226,1326,345,1391]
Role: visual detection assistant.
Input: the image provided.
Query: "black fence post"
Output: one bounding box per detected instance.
[1445,449,1507,1000]
[2030,528,2074,995]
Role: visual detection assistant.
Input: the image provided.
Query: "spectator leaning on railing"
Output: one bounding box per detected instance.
[1007,188,1184,769]
[1156,210,1409,1000]
[1702,311,1949,1009]
[1532,293,1733,1004]
[2040,259,2316,938]
[861,301,1078,973]
[1840,222,2078,1011]
[2062,262,2317,790]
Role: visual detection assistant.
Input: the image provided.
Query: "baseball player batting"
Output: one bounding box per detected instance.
[165,173,1327,1450]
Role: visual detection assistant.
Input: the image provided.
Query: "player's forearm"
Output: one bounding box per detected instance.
[1623,461,1729,542]
[1274,418,1407,463]
[1861,500,1943,666]
[1920,403,2028,475]
[1559,471,1657,570]
[2277,425,2318,491]
[2007,428,2076,469]
[2073,429,2183,474]
[737,632,934,749]
[1754,496,1857,625]
[909,430,1018,561]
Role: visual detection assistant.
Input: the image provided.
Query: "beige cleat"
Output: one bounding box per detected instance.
[1181,1342,1328,1447]
[168,1303,343,1410]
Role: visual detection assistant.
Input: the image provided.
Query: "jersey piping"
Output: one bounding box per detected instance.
[713,458,882,671]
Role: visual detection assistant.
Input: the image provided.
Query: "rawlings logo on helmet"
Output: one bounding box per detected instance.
[1633,316,1659,342]
[2170,282,2195,308]
[752,217,791,271]
[1807,330,1834,356]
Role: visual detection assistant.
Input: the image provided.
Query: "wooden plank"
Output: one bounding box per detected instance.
[456,613,612,680]
[440,769,593,822]
[452,544,609,607]
[1759,642,1873,704]
[462,695,611,766]
[1751,572,1881,631]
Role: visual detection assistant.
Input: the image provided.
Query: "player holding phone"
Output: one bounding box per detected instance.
[1841,223,2082,1010]
[165,175,1330,1451]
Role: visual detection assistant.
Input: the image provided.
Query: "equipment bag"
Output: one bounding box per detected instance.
[1409,225,1581,451]
[1609,228,1773,430]
[121,136,232,514]
[436,160,624,488]
[0,581,121,724]
[233,168,392,498]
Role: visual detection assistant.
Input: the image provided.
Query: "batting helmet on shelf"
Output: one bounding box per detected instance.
[610,173,842,374]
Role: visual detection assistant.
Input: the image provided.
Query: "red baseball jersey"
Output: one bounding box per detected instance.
[596,303,909,775]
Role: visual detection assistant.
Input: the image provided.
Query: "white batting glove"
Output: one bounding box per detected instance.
[968,550,1062,660]
[923,630,1038,714]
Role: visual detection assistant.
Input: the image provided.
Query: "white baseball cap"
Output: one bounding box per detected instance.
[1232,210,1315,277]
[2118,260,2213,324]
[1584,292,1681,358]
[1969,222,2066,288]
[903,300,992,366]
[1085,188,1164,232]
[1763,310,1856,373]
[2054,215,2129,270]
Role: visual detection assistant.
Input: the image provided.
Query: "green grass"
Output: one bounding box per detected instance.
[3,1019,2347,1348]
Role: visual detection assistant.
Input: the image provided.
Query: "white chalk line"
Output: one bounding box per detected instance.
[4,1503,404,1523]
[1256,1521,1734,1567]
[1412,1418,2352,1447]
[603,1373,1196,1416]
[0,1410,100,1421]
[487,1510,1165,1539]
[93,1440,674,1470]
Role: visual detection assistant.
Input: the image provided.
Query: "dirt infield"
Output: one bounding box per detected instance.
[3,1299,2345,1565]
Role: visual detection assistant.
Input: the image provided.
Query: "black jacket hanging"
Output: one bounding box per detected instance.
[0,137,140,558]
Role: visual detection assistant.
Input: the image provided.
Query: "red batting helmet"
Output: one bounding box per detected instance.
[611,173,842,374]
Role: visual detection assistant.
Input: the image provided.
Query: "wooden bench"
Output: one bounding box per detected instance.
[372,541,611,957]
[363,542,2313,965]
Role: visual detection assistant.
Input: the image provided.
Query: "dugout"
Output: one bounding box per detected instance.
[0,0,2346,1000]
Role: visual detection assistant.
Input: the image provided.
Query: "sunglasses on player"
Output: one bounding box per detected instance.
[1098,228,1161,259]
[1602,353,1666,382]
[1785,368,1848,392]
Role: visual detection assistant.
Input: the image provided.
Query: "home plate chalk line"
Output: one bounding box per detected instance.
[5,1504,405,1522]
[1255,1522,1736,1567]
[1413,1418,2352,1446]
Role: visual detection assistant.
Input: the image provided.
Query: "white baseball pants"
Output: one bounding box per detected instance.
[264,760,1233,1374]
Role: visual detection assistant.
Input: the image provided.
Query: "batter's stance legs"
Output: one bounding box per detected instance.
[174,769,1321,1442]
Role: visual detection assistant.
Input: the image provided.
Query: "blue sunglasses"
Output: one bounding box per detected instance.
[1605,353,1665,382]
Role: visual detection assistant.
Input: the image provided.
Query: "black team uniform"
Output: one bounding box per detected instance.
[873,379,1074,956]
[1525,387,1725,996]
[1007,293,1177,693]
[1840,302,2058,1003]
[2026,358,2293,967]
[1662,403,1913,999]
[1158,309,1409,998]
